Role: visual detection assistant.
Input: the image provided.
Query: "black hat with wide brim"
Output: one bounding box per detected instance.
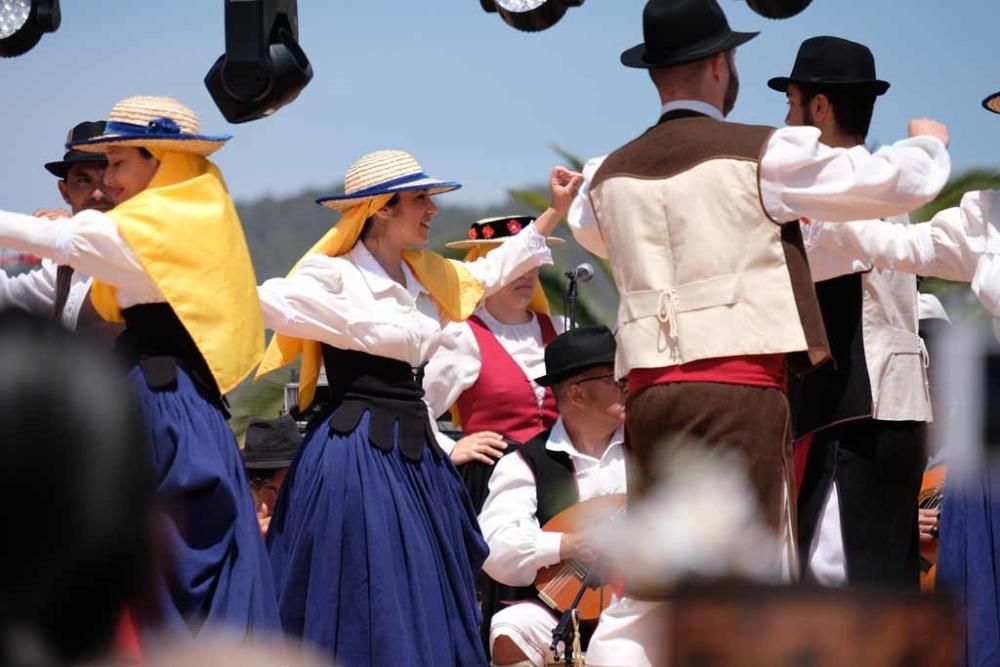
[768,36,890,95]
[242,414,302,469]
[535,325,617,387]
[983,92,1000,115]
[621,0,758,69]
[44,121,108,178]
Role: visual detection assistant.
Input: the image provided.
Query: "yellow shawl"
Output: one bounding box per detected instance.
[256,195,485,409]
[90,150,264,394]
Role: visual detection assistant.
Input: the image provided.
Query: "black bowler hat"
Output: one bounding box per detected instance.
[984,91,1000,115]
[44,121,108,178]
[768,36,890,95]
[535,325,616,387]
[242,414,302,469]
[621,0,758,69]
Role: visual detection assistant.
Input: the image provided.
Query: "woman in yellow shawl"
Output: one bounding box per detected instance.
[257,149,581,665]
[0,97,279,639]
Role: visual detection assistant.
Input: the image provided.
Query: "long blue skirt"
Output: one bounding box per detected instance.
[937,464,1000,666]
[128,363,280,638]
[267,408,488,666]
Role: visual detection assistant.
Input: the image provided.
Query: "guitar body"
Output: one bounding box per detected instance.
[535,493,627,621]
[918,464,947,593]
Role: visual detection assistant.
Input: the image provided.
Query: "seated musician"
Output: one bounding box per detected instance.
[479,325,627,666]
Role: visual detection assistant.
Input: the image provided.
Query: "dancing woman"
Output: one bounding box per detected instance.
[257,149,580,665]
[0,96,279,637]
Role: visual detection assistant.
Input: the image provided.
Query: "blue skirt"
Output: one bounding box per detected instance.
[267,408,489,666]
[128,363,280,637]
[937,464,1000,666]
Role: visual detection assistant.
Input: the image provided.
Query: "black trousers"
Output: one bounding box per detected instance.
[797,419,927,587]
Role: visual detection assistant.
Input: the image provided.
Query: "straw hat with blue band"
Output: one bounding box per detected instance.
[317,150,462,211]
[68,96,231,157]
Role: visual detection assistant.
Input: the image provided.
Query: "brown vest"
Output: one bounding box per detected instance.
[589,111,829,375]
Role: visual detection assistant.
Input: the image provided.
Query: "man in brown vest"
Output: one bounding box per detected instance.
[0,121,119,334]
[569,1,951,664]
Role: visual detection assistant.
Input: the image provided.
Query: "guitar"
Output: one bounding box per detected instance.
[534,493,627,621]
[918,464,946,592]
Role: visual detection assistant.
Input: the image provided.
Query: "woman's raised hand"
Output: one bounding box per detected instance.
[550,166,584,216]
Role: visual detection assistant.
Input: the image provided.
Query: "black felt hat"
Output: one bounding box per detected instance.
[535,325,616,387]
[768,36,890,95]
[242,415,302,469]
[620,0,758,69]
[983,91,1000,115]
[44,121,108,178]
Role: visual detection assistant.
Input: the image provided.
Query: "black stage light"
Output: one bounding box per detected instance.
[205,0,313,124]
[745,0,813,19]
[480,0,585,32]
[0,0,60,58]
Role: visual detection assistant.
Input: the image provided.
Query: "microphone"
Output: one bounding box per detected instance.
[565,262,594,283]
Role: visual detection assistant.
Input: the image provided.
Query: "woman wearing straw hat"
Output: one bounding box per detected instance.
[257,150,581,665]
[0,96,279,637]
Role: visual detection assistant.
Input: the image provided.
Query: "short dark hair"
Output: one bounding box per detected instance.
[798,83,878,140]
[137,147,155,159]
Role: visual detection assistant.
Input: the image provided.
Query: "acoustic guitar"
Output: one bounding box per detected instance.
[918,464,946,592]
[534,493,627,621]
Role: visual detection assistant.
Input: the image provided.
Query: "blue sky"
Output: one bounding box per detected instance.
[1,0,997,213]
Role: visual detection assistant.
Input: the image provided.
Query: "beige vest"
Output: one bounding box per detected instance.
[590,112,829,377]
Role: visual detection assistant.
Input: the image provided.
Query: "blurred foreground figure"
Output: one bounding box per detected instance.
[0,311,155,665]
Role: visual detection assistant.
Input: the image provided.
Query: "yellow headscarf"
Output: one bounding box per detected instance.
[256,196,485,410]
[90,150,264,395]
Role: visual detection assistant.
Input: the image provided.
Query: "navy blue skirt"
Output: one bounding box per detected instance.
[937,464,1000,666]
[128,363,280,638]
[267,407,489,665]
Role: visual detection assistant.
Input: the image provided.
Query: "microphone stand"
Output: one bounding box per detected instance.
[564,270,580,332]
[549,568,597,666]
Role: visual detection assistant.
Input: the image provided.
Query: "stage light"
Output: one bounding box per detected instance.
[480,0,585,32]
[0,0,60,58]
[205,0,313,124]
[745,0,813,19]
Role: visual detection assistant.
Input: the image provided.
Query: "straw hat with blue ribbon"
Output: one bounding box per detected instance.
[317,150,461,211]
[67,96,231,156]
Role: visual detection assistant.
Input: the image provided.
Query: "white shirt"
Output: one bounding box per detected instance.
[566,100,952,257]
[811,190,1000,315]
[479,419,627,587]
[424,306,566,452]
[258,224,552,368]
[0,209,165,308]
[0,258,93,329]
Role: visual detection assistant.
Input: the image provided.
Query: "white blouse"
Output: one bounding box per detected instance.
[423,307,566,450]
[479,419,627,587]
[0,259,94,329]
[258,224,553,369]
[0,209,165,308]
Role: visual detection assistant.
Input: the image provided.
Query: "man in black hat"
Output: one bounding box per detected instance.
[0,121,115,330]
[570,1,951,663]
[768,36,935,589]
[242,414,302,535]
[478,325,626,667]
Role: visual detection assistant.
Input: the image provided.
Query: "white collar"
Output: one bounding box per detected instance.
[476,304,538,332]
[660,99,724,121]
[546,417,625,463]
[348,241,428,300]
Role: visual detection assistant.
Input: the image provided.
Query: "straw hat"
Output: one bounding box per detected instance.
[317,150,461,211]
[68,96,230,156]
[446,215,564,250]
[984,91,1000,115]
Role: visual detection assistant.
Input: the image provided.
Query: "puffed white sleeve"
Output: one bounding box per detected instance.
[258,255,435,367]
[423,321,482,454]
[567,156,609,259]
[0,209,157,292]
[970,190,1000,316]
[462,223,553,296]
[812,191,987,283]
[480,452,564,587]
[760,127,950,223]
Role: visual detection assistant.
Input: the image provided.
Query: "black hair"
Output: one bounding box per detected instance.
[798,83,878,140]
[359,193,401,240]
[0,312,155,664]
[137,147,155,159]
